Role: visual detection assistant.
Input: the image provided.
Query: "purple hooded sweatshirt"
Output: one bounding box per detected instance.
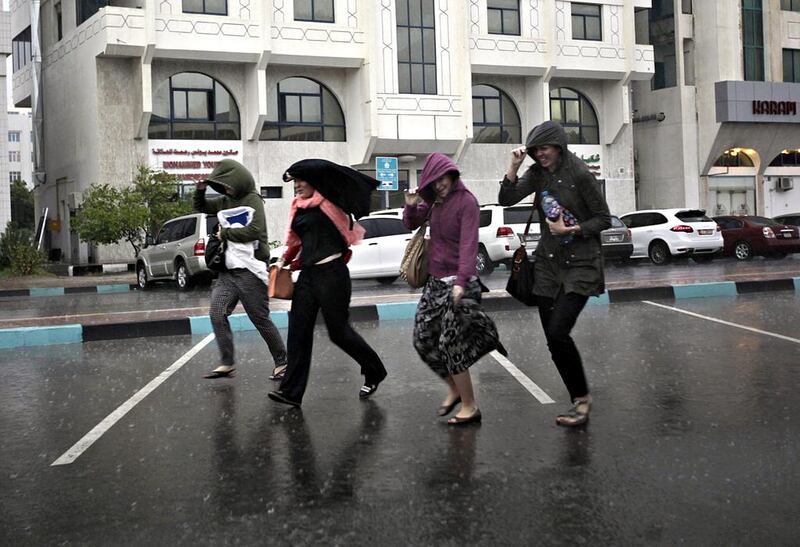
[403,153,479,288]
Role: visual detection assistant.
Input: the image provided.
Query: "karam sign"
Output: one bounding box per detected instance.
[148,140,243,181]
[752,100,797,116]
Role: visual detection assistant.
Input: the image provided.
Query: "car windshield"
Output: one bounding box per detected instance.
[675,210,712,222]
[748,216,780,227]
[610,216,624,228]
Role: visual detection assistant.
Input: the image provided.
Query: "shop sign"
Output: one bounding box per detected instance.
[571,145,602,178]
[752,101,797,116]
[148,140,243,182]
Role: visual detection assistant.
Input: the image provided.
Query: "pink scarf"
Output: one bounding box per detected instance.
[285,190,365,248]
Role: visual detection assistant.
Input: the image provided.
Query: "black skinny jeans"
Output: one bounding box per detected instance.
[537,292,590,401]
[279,258,387,403]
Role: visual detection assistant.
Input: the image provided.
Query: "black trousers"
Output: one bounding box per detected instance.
[537,292,590,401]
[279,258,387,402]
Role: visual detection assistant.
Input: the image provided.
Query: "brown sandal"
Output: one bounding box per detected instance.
[269,364,287,381]
[556,399,591,427]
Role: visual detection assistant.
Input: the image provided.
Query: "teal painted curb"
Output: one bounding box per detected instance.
[794,277,800,293]
[30,287,65,297]
[672,282,737,299]
[189,311,289,335]
[376,301,418,320]
[587,293,610,305]
[97,284,131,294]
[0,325,82,349]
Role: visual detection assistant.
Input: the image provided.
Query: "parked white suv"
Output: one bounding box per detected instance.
[619,208,723,265]
[477,203,539,274]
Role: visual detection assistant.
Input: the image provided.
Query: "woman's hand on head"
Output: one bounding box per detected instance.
[510,147,526,170]
[404,189,420,206]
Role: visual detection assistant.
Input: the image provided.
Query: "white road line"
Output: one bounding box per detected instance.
[51,333,215,467]
[643,301,800,345]
[489,350,555,404]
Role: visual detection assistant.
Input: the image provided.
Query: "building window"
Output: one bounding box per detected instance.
[12,27,32,73]
[182,0,227,16]
[784,49,800,83]
[8,131,21,142]
[9,151,21,162]
[571,3,602,41]
[742,0,764,81]
[77,0,108,26]
[682,0,692,13]
[260,186,284,199]
[9,172,22,183]
[487,0,520,36]
[549,88,599,144]
[55,2,63,41]
[294,0,334,22]
[396,0,437,95]
[472,85,521,144]
[261,77,346,142]
[650,0,677,90]
[781,0,800,12]
[714,150,754,168]
[769,150,800,167]
[149,73,240,140]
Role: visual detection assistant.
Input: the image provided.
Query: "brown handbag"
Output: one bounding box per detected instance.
[400,208,433,288]
[268,265,294,299]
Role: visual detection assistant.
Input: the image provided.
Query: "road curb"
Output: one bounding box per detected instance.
[0,284,137,298]
[2,277,799,349]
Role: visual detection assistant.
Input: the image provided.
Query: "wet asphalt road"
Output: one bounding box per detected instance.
[1,292,799,545]
[2,255,800,327]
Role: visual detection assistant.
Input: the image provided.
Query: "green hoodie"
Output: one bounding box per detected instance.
[194,159,270,262]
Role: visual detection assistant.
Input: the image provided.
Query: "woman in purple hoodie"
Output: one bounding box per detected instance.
[403,153,493,425]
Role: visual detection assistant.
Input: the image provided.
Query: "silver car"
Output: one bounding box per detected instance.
[136,213,219,291]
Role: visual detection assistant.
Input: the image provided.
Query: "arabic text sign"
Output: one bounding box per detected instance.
[375,156,399,191]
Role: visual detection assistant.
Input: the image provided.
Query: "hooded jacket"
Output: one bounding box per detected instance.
[498,121,611,297]
[403,153,479,288]
[194,159,270,262]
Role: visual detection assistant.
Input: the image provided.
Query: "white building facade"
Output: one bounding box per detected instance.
[632,0,800,218]
[0,11,10,236]
[8,111,34,189]
[12,0,653,263]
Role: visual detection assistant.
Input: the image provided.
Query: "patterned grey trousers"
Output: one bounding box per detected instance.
[209,269,287,367]
[413,277,484,378]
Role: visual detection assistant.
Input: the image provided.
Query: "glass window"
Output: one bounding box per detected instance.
[472,85,522,144]
[205,216,219,236]
[742,0,764,81]
[156,221,178,244]
[182,0,227,16]
[479,210,493,228]
[12,27,32,73]
[714,150,754,167]
[610,216,624,228]
[261,77,346,142]
[681,0,692,13]
[55,2,63,41]
[9,172,22,183]
[781,0,800,11]
[397,0,437,94]
[503,207,539,224]
[649,0,677,90]
[784,49,800,83]
[549,88,599,145]
[148,73,240,140]
[77,0,108,26]
[769,150,800,166]
[487,0,520,36]
[571,3,602,41]
[675,210,712,223]
[8,131,21,142]
[378,218,413,236]
[260,186,283,199]
[294,0,334,23]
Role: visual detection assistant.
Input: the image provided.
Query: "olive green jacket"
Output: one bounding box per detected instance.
[193,159,270,262]
[498,121,611,297]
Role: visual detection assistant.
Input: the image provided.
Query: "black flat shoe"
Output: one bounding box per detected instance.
[359,383,380,399]
[447,408,482,426]
[204,367,235,379]
[268,390,301,408]
[437,396,462,417]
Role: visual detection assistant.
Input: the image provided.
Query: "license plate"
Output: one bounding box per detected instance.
[606,235,623,243]
[780,231,794,239]
[520,234,539,243]
[699,229,713,235]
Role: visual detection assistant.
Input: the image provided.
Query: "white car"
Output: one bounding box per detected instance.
[271,210,415,284]
[477,203,539,274]
[619,208,723,265]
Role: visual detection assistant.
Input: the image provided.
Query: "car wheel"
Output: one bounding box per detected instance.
[176,261,193,291]
[733,241,753,261]
[692,255,714,263]
[136,263,152,290]
[376,276,398,285]
[476,246,494,275]
[648,241,671,265]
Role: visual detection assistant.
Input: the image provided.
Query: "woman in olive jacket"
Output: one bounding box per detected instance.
[499,121,611,426]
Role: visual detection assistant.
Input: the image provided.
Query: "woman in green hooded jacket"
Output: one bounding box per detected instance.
[499,121,611,426]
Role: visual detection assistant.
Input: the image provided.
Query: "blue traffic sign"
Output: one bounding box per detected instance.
[375,156,399,191]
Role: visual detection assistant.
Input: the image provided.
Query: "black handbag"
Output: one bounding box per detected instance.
[505,206,537,306]
[204,233,228,272]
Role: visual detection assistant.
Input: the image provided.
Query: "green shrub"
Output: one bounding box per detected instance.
[9,243,46,276]
[0,222,33,267]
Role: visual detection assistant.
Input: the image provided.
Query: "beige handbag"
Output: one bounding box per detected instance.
[400,210,432,288]
[268,266,294,299]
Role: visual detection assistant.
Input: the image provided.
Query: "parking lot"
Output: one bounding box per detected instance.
[2,292,798,545]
